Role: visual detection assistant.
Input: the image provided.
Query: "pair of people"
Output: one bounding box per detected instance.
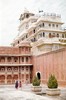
[15,80,22,89]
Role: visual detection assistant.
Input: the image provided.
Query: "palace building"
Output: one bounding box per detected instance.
[0,9,66,86]
[12,9,66,55]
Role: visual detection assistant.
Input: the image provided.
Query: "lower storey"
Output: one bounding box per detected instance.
[0,66,33,84]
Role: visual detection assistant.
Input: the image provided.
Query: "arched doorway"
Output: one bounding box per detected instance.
[37,72,41,80]
[0,75,5,84]
[13,75,18,83]
[7,75,12,84]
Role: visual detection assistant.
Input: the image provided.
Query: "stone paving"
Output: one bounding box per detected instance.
[0,84,66,100]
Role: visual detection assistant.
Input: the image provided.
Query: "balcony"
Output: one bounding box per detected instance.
[59,38,66,43]
[0,63,33,66]
[0,71,5,74]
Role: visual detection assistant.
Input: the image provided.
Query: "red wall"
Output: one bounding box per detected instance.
[33,48,66,86]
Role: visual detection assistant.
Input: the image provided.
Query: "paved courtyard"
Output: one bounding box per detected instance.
[0,84,66,100]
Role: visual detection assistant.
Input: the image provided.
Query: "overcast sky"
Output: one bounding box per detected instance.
[0,0,66,46]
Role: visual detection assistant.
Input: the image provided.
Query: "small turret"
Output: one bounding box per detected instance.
[18,41,32,54]
[19,9,34,21]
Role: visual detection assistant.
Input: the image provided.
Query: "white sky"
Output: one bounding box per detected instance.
[0,0,66,46]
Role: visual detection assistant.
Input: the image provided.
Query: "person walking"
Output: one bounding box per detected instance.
[19,81,22,88]
[15,80,18,89]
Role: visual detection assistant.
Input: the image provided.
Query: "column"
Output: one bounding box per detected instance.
[24,66,26,83]
[28,66,30,83]
[5,66,7,84]
[12,66,14,84]
[5,57,7,63]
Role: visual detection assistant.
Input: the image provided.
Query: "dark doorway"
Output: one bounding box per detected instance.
[37,72,41,80]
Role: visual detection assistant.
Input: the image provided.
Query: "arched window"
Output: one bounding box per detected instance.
[34,37,36,42]
[52,24,55,27]
[49,33,51,38]
[39,33,42,38]
[26,35,28,38]
[22,67,24,70]
[49,24,51,27]
[62,34,64,38]
[22,57,24,62]
[14,57,18,62]
[26,57,28,62]
[57,33,59,37]
[1,57,5,62]
[33,29,35,33]
[53,33,55,37]
[43,23,44,27]
[43,32,45,37]
[26,14,29,18]
[26,66,29,71]
[18,41,19,44]
[65,34,66,38]
[56,24,58,27]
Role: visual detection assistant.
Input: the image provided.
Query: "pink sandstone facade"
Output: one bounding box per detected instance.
[0,41,66,86]
[0,42,33,84]
[33,48,66,86]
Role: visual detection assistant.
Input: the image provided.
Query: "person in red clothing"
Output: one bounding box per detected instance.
[19,81,22,88]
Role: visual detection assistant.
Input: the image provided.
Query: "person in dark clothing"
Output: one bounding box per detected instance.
[15,80,18,89]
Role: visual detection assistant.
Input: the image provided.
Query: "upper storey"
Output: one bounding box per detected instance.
[18,10,63,35]
[12,10,66,47]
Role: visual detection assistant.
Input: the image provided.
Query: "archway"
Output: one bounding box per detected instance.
[37,72,41,80]
[0,75,5,84]
[7,75,12,84]
[13,75,18,83]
